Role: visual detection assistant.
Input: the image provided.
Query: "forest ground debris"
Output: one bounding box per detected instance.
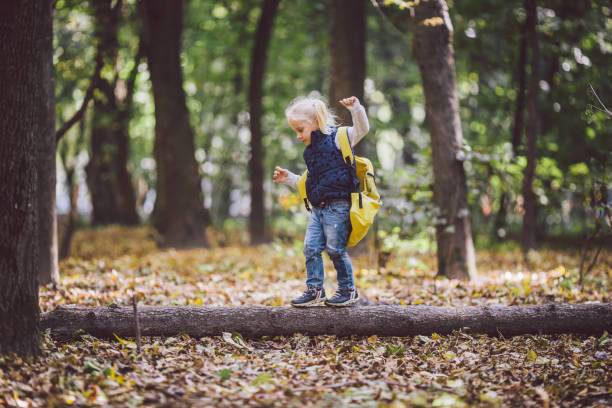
[2,226,610,407]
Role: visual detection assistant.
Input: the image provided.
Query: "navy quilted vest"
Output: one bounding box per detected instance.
[303,128,358,206]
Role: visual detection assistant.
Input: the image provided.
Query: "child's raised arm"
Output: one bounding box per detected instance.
[338,96,369,147]
[273,166,299,189]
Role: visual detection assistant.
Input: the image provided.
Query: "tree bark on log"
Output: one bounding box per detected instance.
[41,303,612,341]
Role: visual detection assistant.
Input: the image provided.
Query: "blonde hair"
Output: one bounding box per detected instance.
[285,95,338,134]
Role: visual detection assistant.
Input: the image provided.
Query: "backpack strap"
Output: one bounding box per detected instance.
[337,127,354,166]
[297,170,310,212]
[337,126,362,207]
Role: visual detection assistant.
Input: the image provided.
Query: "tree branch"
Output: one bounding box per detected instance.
[55,53,103,143]
[119,37,143,119]
[588,83,612,117]
[369,0,411,38]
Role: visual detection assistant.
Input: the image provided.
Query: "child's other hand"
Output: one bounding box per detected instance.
[273,166,289,183]
[339,96,359,108]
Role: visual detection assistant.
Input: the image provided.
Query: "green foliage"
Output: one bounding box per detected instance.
[54,0,611,246]
[219,368,232,380]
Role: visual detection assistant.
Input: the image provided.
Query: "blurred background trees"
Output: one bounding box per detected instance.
[53,0,611,270]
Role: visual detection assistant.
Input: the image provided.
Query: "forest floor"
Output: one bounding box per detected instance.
[2,226,611,407]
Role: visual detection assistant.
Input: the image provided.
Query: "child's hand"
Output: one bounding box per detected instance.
[273,166,289,183]
[339,96,359,108]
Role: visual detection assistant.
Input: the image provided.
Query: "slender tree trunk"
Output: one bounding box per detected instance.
[213,157,234,223]
[86,0,139,226]
[248,0,280,245]
[42,303,612,340]
[329,0,367,155]
[38,0,58,286]
[522,0,539,255]
[493,192,508,239]
[58,106,88,260]
[143,0,208,248]
[412,0,476,281]
[115,38,143,223]
[0,0,53,356]
[58,165,78,260]
[511,28,527,156]
[494,19,529,241]
[212,5,251,225]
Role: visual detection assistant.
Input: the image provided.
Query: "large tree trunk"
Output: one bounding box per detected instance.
[143,0,208,248]
[329,0,367,155]
[248,0,280,245]
[38,0,58,286]
[411,0,476,280]
[0,0,53,356]
[86,0,139,226]
[41,303,612,340]
[522,0,539,255]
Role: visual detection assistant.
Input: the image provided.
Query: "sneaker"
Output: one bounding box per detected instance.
[325,288,359,307]
[290,287,326,307]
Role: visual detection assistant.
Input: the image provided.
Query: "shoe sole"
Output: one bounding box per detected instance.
[325,298,359,307]
[291,297,327,307]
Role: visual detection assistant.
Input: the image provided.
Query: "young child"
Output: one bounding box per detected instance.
[273,95,370,307]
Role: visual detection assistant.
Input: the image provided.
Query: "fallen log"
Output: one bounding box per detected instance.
[41,303,612,341]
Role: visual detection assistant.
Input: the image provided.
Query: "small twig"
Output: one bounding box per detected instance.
[579,223,601,287]
[433,275,437,295]
[415,383,461,395]
[132,295,141,354]
[588,83,612,117]
[496,326,507,341]
[156,387,180,399]
[588,104,610,115]
[293,381,359,393]
[578,234,592,287]
[579,391,612,401]
[585,236,605,275]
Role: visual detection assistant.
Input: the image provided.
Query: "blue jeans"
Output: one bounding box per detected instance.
[303,199,355,290]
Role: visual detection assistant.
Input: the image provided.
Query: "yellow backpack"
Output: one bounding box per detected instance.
[297,127,381,247]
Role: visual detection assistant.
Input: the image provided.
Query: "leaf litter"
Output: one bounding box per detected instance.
[1,226,610,407]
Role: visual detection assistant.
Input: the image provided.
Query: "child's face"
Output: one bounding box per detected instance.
[289,119,318,146]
